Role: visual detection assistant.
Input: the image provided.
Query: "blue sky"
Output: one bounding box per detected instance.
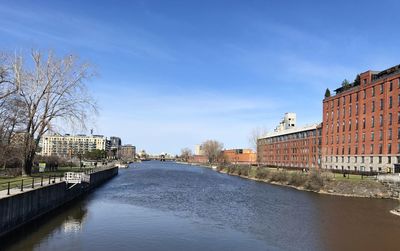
[1,0,399,154]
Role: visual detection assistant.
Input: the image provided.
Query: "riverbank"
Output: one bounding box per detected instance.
[189,163,392,199]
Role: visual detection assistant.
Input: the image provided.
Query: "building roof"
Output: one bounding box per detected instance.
[259,123,320,139]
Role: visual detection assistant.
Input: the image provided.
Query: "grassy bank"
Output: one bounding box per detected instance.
[215,165,391,198]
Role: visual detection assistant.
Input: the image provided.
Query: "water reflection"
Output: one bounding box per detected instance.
[3,200,88,251]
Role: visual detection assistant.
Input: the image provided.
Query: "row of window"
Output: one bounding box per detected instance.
[328,78,400,108]
[326,95,400,122]
[260,129,321,144]
[325,112,400,134]
[326,127,400,145]
[325,155,400,165]
[326,142,400,155]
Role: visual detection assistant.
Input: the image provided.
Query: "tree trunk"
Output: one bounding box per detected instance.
[23,149,35,176]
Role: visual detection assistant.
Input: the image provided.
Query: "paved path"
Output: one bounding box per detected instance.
[0,178,64,199]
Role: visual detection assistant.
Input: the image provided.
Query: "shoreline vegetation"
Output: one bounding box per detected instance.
[184,162,393,200]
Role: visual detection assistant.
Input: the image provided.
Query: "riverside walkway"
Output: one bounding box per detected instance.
[0,176,64,199]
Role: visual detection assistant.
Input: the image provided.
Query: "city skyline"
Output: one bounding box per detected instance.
[1,1,400,154]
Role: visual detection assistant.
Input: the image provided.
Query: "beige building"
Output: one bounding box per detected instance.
[40,134,110,157]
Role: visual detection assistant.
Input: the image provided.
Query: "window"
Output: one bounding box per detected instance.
[349,105,352,116]
[363,118,366,129]
[349,121,352,131]
[355,146,358,154]
[398,143,400,154]
[380,99,384,110]
[389,113,392,125]
[398,94,400,106]
[371,116,375,128]
[362,144,365,154]
[379,144,382,154]
[356,104,359,115]
[355,133,358,142]
[390,81,393,91]
[389,157,392,164]
[389,96,393,109]
[370,144,374,154]
[356,119,358,130]
[398,127,400,139]
[362,132,365,142]
[363,104,366,114]
[370,156,373,163]
[388,143,392,154]
[379,156,382,164]
[356,93,359,101]
[380,130,383,140]
[398,112,400,124]
[380,114,383,126]
[380,83,384,94]
[389,128,392,140]
[363,90,366,99]
[371,131,375,141]
[372,101,375,112]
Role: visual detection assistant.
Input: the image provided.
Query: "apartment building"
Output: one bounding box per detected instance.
[322,64,400,173]
[40,134,110,157]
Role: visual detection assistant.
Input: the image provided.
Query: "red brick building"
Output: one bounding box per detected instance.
[322,64,400,173]
[257,113,322,169]
[222,149,256,164]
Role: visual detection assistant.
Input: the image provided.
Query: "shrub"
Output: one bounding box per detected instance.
[216,165,225,172]
[270,171,288,183]
[305,170,324,191]
[237,166,250,177]
[255,168,270,180]
[288,172,307,186]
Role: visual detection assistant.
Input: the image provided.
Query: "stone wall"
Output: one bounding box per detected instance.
[0,167,118,237]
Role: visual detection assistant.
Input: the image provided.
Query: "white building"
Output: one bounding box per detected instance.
[274,112,296,132]
[40,134,110,157]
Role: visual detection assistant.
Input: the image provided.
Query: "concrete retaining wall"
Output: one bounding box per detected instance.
[0,167,118,238]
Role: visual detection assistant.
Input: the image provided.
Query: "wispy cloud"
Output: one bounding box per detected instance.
[0,4,176,61]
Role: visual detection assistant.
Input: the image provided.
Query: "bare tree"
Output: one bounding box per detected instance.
[180,147,192,162]
[248,127,268,151]
[0,52,19,100]
[249,127,268,164]
[201,140,223,164]
[6,50,97,175]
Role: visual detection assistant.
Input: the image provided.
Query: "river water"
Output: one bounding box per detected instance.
[3,161,400,251]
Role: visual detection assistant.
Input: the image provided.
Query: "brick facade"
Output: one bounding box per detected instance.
[258,124,322,169]
[322,65,400,173]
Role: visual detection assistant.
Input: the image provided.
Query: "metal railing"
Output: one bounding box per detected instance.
[0,174,65,196]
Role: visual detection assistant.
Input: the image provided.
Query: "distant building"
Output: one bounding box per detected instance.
[40,134,110,157]
[119,144,136,160]
[194,144,205,155]
[222,149,256,164]
[258,114,322,169]
[109,136,122,149]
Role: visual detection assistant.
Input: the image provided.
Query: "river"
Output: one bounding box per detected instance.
[3,161,400,251]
